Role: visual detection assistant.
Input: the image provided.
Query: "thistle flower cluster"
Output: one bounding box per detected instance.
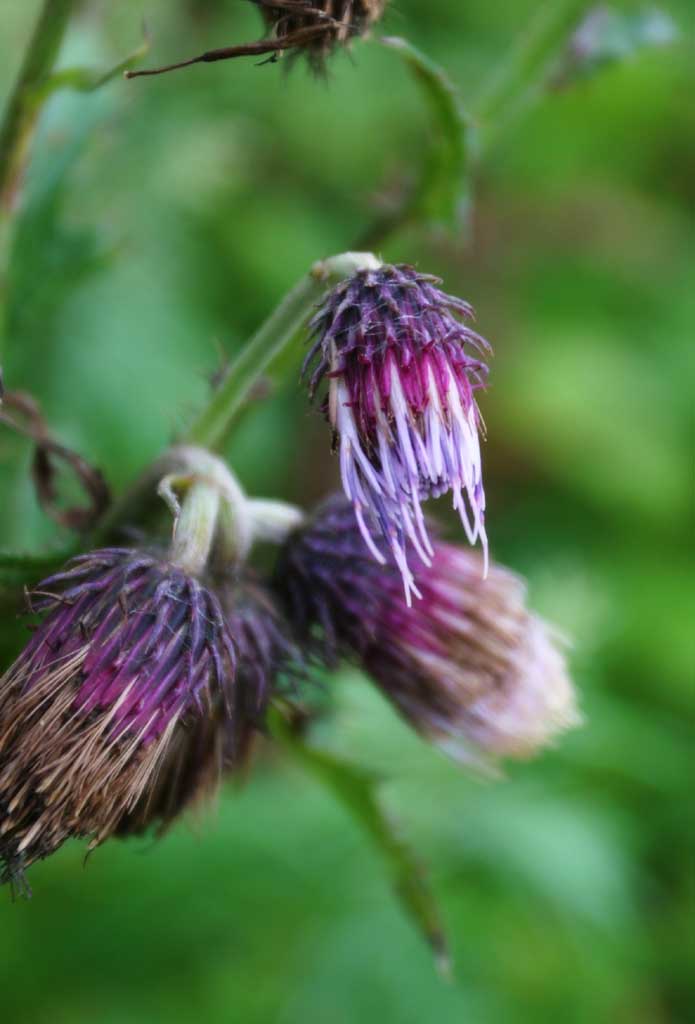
[0,263,579,893]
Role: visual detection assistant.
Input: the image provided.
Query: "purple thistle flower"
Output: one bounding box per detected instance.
[304,264,490,603]
[0,547,236,885]
[116,578,295,840]
[275,498,580,766]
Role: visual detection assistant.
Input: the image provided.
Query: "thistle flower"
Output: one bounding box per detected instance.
[0,548,236,886]
[117,578,293,838]
[275,498,580,766]
[304,264,490,603]
[256,0,386,69]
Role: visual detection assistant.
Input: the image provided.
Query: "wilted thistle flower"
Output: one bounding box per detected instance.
[257,0,386,69]
[0,548,236,886]
[304,264,490,603]
[275,497,580,766]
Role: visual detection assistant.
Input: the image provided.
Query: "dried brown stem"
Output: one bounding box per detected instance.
[125,24,328,79]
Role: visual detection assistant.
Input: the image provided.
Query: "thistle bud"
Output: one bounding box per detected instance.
[275,498,580,766]
[304,265,490,603]
[0,548,236,887]
[116,578,294,838]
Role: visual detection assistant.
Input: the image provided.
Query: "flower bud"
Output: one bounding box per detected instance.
[116,577,295,839]
[275,498,580,767]
[304,264,490,603]
[0,548,236,887]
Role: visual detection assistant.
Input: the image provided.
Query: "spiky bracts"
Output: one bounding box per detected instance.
[274,495,389,661]
[275,498,579,766]
[304,264,490,603]
[0,548,237,885]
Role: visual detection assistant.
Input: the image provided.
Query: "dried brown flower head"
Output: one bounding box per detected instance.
[257,0,387,68]
[126,0,387,78]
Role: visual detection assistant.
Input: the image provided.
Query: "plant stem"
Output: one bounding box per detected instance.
[184,251,381,453]
[167,478,221,576]
[0,0,78,374]
[474,0,590,128]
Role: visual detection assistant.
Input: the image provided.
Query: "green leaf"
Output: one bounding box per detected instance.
[270,707,450,975]
[7,149,114,352]
[0,547,72,596]
[550,7,679,90]
[381,36,476,235]
[32,27,151,102]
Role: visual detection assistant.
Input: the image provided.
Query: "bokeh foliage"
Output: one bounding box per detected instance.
[0,1,693,1021]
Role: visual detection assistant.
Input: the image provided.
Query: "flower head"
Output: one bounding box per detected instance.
[304,264,490,602]
[221,576,300,736]
[0,548,236,886]
[276,498,580,767]
[116,577,294,839]
[257,0,386,70]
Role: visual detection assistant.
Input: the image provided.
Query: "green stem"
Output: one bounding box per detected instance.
[184,251,381,453]
[269,706,450,974]
[166,478,221,577]
[0,0,78,371]
[474,0,590,128]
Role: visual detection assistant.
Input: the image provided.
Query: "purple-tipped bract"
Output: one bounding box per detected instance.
[304,264,490,602]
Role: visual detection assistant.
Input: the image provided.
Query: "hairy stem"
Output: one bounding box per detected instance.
[184,251,382,453]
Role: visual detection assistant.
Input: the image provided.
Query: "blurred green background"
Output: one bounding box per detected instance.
[0,1,693,1021]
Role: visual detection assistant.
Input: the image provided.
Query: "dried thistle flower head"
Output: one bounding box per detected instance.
[304,265,490,603]
[126,0,387,79]
[275,498,580,767]
[0,548,236,888]
[257,0,387,69]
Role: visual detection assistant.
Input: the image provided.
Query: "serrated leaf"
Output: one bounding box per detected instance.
[270,707,450,974]
[381,36,476,235]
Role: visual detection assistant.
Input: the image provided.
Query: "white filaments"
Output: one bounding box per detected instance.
[330,352,488,605]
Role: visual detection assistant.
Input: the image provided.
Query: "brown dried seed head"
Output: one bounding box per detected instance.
[258,0,387,67]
